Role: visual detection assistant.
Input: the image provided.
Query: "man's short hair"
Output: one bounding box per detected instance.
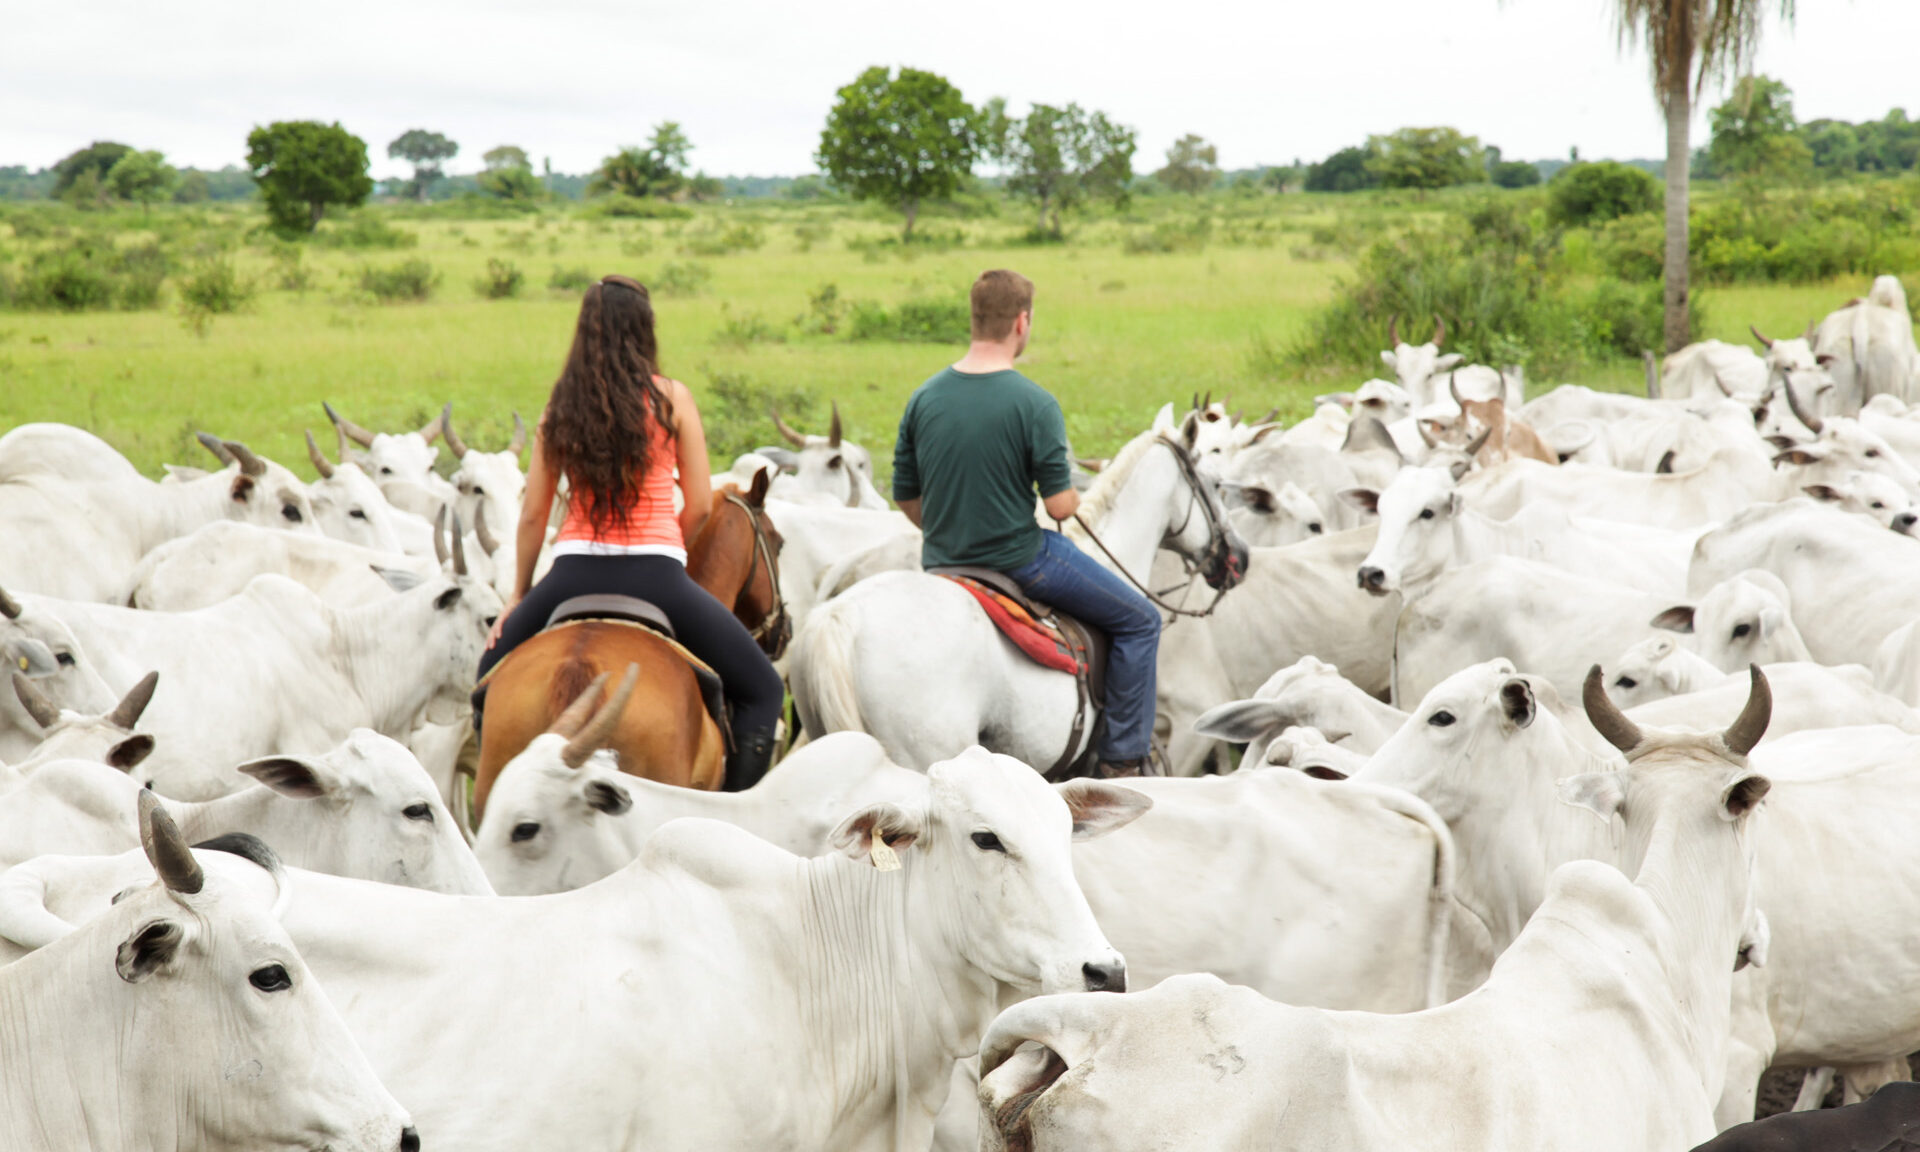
[970,269,1034,341]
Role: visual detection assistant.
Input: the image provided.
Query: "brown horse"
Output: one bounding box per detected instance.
[467,468,787,823]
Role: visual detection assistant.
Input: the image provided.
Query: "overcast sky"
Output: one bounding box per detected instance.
[7,0,1917,179]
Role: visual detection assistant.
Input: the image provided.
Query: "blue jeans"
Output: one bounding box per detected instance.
[1003,531,1160,761]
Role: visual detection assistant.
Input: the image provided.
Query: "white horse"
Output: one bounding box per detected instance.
[790,414,1249,772]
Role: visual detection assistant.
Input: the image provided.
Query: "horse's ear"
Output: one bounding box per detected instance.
[745,466,772,507]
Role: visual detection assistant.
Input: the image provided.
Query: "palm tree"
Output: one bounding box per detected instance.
[1608,0,1793,351]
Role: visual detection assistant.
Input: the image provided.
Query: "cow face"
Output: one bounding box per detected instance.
[1357,660,1560,823]
[1348,465,1464,599]
[1604,635,1709,710]
[830,748,1148,996]
[0,592,118,759]
[309,462,406,554]
[409,576,505,725]
[1801,470,1920,534]
[1651,570,1810,673]
[471,739,637,896]
[237,729,491,895]
[1777,419,1920,501]
[1225,480,1325,547]
[452,450,528,551]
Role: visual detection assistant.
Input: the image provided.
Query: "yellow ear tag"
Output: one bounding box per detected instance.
[16,657,26,671]
[870,837,901,872]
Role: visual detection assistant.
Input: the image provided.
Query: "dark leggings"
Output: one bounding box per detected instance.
[477,553,785,755]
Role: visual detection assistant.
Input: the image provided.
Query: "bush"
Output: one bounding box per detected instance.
[177,254,252,314]
[793,220,832,252]
[697,370,820,458]
[1549,162,1660,226]
[679,219,765,256]
[711,305,785,347]
[1122,214,1211,254]
[265,240,313,291]
[1491,160,1542,189]
[474,258,524,299]
[797,282,846,334]
[311,213,418,249]
[357,258,439,302]
[650,260,711,297]
[3,235,168,311]
[582,195,692,220]
[849,295,970,343]
[548,265,593,292]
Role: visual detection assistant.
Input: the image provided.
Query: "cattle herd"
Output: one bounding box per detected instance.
[3,275,1920,1150]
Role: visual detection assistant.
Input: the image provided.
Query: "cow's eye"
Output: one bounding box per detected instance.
[1732,623,1753,640]
[349,508,368,520]
[971,831,1006,853]
[403,803,433,823]
[511,822,540,843]
[1419,508,1436,521]
[1867,449,1882,458]
[380,467,394,476]
[250,964,292,993]
[56,652,75,668]
[1872,502,1886,510]
[1308,522,1323,534]
[1428,710,1456,727]
[1616,676,1638,690]
[282,505,303,523]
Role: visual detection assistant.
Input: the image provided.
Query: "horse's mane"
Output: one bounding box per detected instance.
[1065,427,1164,538]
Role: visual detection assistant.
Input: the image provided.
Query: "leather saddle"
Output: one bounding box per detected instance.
[926,566,1110,779]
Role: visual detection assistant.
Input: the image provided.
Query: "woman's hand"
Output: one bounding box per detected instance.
[486,592,521,649]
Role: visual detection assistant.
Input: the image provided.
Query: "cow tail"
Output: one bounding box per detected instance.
[790,598,865,737]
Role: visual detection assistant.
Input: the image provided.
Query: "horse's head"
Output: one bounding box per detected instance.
[691,469,790,658]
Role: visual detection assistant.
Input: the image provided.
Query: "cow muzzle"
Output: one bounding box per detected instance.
[1081,958,1127,993]
[1357,566,1393,596]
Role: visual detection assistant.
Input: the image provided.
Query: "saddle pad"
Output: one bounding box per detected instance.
[939,575,1084,677]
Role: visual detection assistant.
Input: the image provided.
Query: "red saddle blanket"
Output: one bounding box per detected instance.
[939,575,1084,676]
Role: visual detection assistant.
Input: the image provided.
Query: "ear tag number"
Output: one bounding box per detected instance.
[870,838,901,872]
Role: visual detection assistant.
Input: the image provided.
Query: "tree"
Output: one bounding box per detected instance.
[986,99,1137,235]
[1366,127,1486,195]
[816,66,978,238]
[648,122,693,176]
[1605,0,1795,352]
[1156,134,1218,195]
[174,170,212,203]
[477,144,540,200]
[246,121,374,233]
[1705,74,1810,179]
[387,129,458,200]
[1548,161,1660,225]
[52,142,132,198]
[104,150,178,216]
[1491,160,1543,188]
[1305,146,1376,192]
[588,122,695,200]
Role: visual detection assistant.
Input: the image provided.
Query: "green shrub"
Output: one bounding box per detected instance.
[679,219,765,256]
[312,213,418,250]
[1549,162,1660,226]
[849,295,969,343]
[1122,214,1211,254]
[474,258,524,299]
[793,220,832,252]
[177,254,252,313]
[4,235,168,311]
[357,258,439,302]
[797,282,846,334]
[697,370,819,459]
[1490,160,1542,189]
[711,305,785,347]
[548,265,593,292]
[265,239,313,291]
[582,195,692,220]
[650,260,711,297]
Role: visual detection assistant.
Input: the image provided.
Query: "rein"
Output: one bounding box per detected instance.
[723,491,791,658]
[1071,434,1236,620]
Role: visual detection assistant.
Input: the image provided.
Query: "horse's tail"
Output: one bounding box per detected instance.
[790,597,866,737]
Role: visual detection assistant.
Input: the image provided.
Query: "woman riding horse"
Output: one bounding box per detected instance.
[477,274,785,792]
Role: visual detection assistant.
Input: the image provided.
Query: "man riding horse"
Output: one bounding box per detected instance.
[893,270,1161,779]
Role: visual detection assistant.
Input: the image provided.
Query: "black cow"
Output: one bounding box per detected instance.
[1691,1082,1920,1152]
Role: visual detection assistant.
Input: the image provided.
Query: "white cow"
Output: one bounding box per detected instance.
[127,520,440,610]
[1605,638,1920,732]
[0,588,119,763]
[0,794,416,1152]
[0,424,320,602]
[0,732,489,893]
[324,402,460,517]
[1812,276,1920,410]
[1221,435,1363,542]
[0,750,1147,1152]
[300,431,413,554]
[1801,469,1920,534]
[1192,655,1408,766]
[1664,339,1771,402]
[979,682,1772,1152]
[763,499,918,640]
[760,404,889,510]
[26,569,500,800]
[7,671,158,776]
[445,409,528,599]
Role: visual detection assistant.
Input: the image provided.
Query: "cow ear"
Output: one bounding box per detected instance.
[828,803,923,865]
[582,779,632,816]
[1720,772,1771,819]
[1763,435,1799,451]
[1772,449,1822,467]
[1557,772,1627,823]
[1379,350,1398,368]
[1055,780,1153,840]
[229,474,256,503]
[1192,699,1289,743]
[1736,909,1770,971]
[1800,484,1845,504]
[1339,488,1380,514]
[371,565,423,592]
[1434,353,1464,371]
[1651,606,1696,634]
[1242,485,1275,513]
[1499,678,1536,729]
[434,587,464,610]
[116,918,187,983]
[237,755,335,799]
[107,735,155,772]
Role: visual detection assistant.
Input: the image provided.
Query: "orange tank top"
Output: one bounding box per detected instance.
[553,383,686,559]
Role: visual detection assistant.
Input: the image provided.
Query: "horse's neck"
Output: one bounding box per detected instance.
[1069,449,1179,582]
[686,507,748,608]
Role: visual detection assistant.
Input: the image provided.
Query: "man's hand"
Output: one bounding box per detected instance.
[1043,488,1079,524]
[898,497,923,528]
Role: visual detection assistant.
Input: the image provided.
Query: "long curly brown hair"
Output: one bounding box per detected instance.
[541,275,676,534]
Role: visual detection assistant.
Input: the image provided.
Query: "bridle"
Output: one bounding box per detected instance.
[1072,434,1244,620]
[723,491,791,659]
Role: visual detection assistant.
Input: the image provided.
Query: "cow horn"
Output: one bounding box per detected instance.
[442,405,470,458]
[1449,373,1465,410]
[224,440,267,478]
[1388,314,1401,347]
[1259,405,1280,424]
[195,432,236,467]
[1202,390,1213,411]
[769,407,808,448]
[449,510,469,578]
[546,672,611,740]
[1750,325,1775,350]
[828,401,843,449]
[11,674,61,730]
[1431,315,1446,347]
[106,671,160,731]
[419,404,450,445]
[1715,372,1735,398]
[472,504,499,557]
[1802,320,1817,343]
[1784,379,1824,435]
[304,430,336,479]
[508,412,528,457]
[1583,665,1643,755]
[1723,665,1772,756]
[1646,350,1665,400]
[1416,418,1438,449]
[1464,426,1493,459]
[561,663,640,768]
[324,402,377,447]
[0,584,21,620]
[139,790,203,895]
[432,506,450,568]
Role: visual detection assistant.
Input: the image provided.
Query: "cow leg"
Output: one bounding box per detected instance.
[1792,1067,1836,1111]
[1718,988,1775,1128]
[1840,1057,1910,1105]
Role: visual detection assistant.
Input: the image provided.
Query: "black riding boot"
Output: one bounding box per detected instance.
[725,731,777,792]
